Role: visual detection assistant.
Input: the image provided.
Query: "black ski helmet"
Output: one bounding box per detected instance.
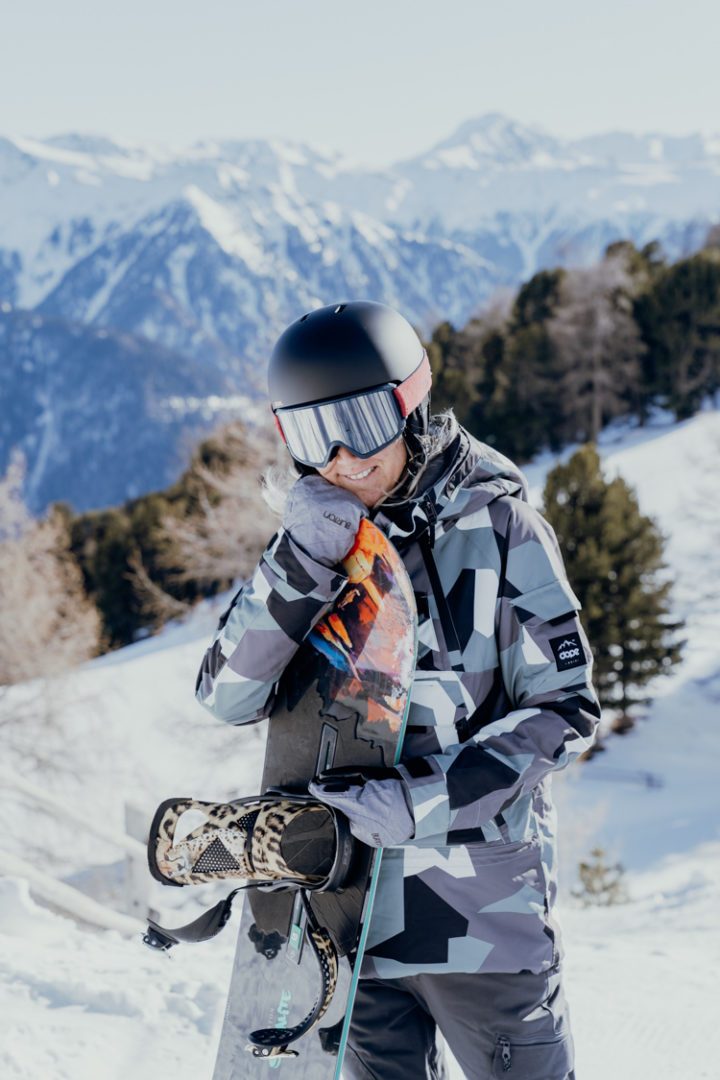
[268,301,431,469]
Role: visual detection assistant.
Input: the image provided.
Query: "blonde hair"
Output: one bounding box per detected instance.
[261,410,460,515]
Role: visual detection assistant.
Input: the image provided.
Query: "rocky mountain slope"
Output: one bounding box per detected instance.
[2,114,718,511]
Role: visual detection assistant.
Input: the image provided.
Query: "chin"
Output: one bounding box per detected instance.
[355,487,381,507]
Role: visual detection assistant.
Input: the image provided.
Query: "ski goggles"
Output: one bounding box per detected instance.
[272,353,432,469]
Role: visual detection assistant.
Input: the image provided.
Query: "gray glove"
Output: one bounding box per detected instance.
[308,775,415,848]
[283,475,366,567]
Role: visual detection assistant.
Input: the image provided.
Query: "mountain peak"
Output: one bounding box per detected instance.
[43,132,135,158]
[420,113,559,168]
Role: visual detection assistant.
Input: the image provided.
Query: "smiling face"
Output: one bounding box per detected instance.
[317,437,408,508]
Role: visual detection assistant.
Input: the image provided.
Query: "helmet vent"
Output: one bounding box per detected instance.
[334,304,346,315]
[299,313,310,322]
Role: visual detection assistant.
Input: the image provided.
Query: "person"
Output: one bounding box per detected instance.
[195,300,600,1079]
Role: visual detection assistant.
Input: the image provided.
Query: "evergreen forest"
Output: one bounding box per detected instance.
[427,237,720,461]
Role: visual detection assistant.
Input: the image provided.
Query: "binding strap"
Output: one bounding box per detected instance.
[143,887,340,1059]
[245,892,339,1059]
[143,889,243,950]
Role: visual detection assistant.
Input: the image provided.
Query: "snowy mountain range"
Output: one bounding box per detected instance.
[2,113,719,511]
[0,309,255,511]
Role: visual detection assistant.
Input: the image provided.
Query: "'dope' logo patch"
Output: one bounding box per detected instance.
[549,632,585,671]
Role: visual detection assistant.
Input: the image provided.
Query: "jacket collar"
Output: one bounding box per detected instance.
[372,429,527,548]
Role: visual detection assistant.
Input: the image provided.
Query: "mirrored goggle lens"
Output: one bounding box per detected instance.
[275,386,404,468]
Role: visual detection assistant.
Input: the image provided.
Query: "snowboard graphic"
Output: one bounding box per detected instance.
[147,519,416,1078]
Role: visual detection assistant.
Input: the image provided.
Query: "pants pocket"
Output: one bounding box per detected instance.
[493,1030,574,1079]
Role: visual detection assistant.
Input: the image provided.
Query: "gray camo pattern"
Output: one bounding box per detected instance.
[195,430,601,978]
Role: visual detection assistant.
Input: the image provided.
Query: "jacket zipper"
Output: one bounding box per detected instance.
[417,505,464,675]
[418,498,489,744]
[498,1035,512,1071]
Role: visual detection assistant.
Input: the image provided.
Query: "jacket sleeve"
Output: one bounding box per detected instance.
[396,499,601,842]
[195,529,347,725]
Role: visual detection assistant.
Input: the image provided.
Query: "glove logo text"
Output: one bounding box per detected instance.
[324,510,352,530]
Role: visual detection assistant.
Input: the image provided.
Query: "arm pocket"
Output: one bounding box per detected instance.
[509,578,581,624]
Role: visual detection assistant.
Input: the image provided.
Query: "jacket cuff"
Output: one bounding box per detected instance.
[263,528,348,602]
[395,759,451,841]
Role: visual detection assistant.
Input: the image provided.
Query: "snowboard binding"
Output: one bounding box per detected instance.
[147,791,354,892]
[143,791,354,1060]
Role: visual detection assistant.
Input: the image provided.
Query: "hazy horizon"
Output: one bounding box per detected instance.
[8,110,720,169]
[3,0,718,168]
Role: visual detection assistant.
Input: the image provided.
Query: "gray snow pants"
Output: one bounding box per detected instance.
[343,965,575,1079]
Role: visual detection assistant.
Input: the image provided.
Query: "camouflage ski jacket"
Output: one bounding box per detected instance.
[195,430,601,978]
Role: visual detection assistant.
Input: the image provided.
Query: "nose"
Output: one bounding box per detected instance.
[333,446,361,466]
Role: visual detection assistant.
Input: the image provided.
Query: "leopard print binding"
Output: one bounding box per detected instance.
[150,796,333,888]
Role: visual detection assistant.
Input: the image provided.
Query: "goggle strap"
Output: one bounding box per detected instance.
[272,409,287,444]
[393,352,432,417]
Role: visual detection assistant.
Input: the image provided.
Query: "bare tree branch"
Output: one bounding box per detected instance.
[548,253,646,441]
[0,453,101,688]
[154,421,281,590]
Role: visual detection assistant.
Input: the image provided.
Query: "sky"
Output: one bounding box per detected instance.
[2,0,719,166]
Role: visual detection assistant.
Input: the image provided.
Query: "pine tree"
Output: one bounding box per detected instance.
[426,320,484,427]
[490,324,566,459]
[478,270,566,460]
[466,327,506,447]
[543,445,683,727]
[635,252,720,417]
[513,269,564,325]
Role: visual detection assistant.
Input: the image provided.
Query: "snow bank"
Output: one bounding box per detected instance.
[0,878,232,1080]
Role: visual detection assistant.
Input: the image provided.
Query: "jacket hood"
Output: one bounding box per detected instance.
[373,429,528,547]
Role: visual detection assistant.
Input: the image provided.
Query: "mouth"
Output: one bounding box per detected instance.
[342,465,376,482]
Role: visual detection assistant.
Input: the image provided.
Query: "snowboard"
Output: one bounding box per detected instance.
[147,519,416,1077]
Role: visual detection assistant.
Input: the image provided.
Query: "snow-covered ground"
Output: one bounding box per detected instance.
[2,409,719,1079]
